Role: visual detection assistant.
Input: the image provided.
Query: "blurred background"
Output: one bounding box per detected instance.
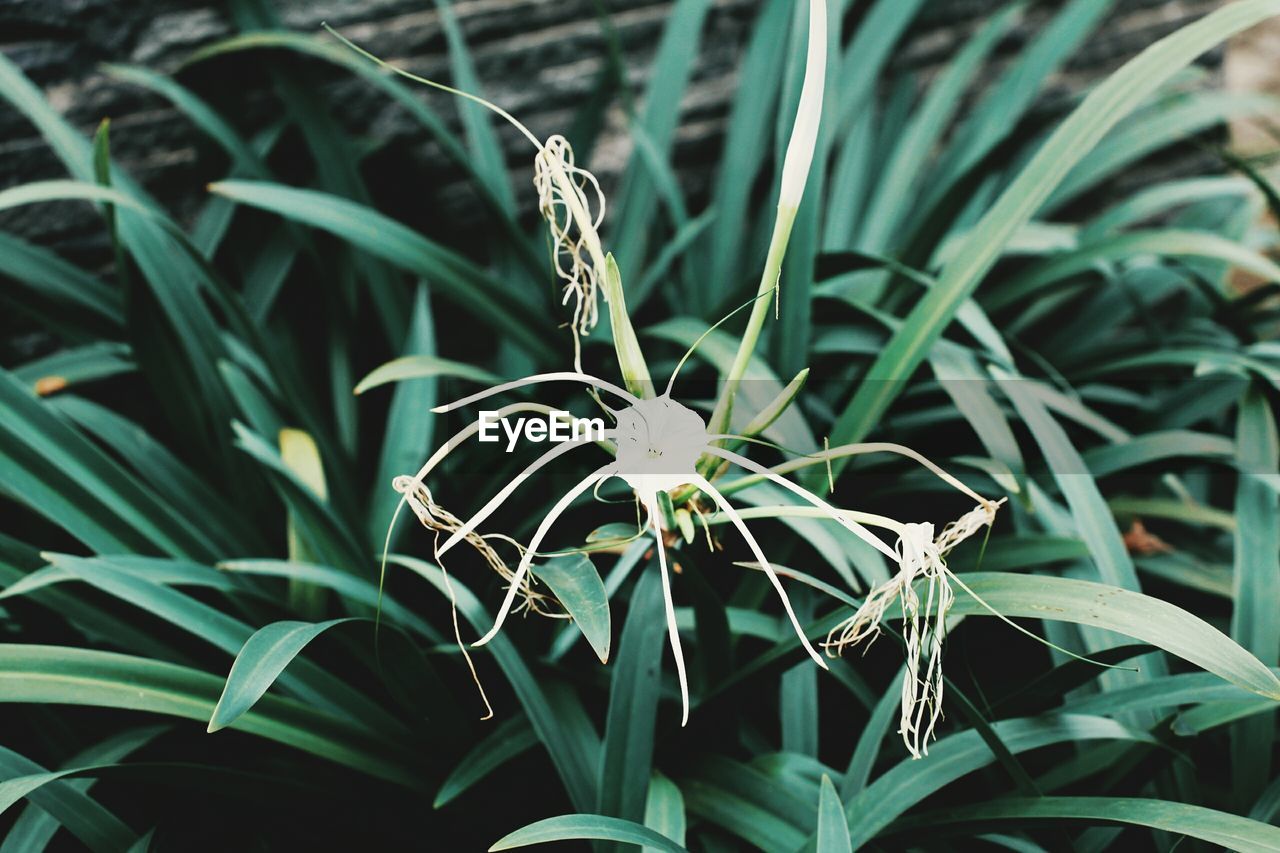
[2,0,1275,271]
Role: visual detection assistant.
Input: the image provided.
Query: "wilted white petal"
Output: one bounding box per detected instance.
[826,500,1003,758]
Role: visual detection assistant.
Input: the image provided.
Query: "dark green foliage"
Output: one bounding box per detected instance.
[1,0,1279,850]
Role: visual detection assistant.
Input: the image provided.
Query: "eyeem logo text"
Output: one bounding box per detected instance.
[477,411,607,452]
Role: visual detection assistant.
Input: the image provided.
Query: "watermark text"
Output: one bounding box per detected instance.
[477,411,606,452]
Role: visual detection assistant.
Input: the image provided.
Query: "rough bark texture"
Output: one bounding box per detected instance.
[0,0,1225,257]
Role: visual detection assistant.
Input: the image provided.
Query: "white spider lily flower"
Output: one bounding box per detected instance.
[825,498,1004,758]
[411,365,934,726]
[340,16,1013,742]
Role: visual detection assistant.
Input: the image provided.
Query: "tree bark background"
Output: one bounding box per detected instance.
[0,0,1253,351]
[1,1,1228,245]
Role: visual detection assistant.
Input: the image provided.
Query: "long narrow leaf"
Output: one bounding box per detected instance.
[826,0,1280,465]
[208,181,556,361]
[0,645,417,787]
[890,796,1280,849]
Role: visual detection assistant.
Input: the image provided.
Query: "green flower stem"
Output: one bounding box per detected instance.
[704,203,798,442]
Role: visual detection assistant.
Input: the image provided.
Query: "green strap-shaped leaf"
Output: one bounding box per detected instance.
[858,4,1019,251]
[0,368,210,558]
[826,0,1280,467]
[1230,388,1280,803]
[533,554,611,664]
[103,64,265,177]
[368,288,439,549]
[0,230,122,326]
[839,666,903,799]
[232,422,368,575]
[1174,698,1279,736]
[0,539,173,662]
[889,796,1280,850]
[835,716,1153,849]
[999,375,1140,591]
[44,553,404,736]
[1081,429,1235,477]
[937,573,1280,700]
[0,745,137,853]
[1046,90,1280,213]
[610,0,713,288]
[0,55,245,469]
[354,355,500,396]
[701,0,792,309]
[186,30,543,279]
[435,714,538,809]
[207,181,557,362]
[490,814,688,852]
[986,229,1280,312]
[598,569,664,833]
[0,645,417,787]
[1250,775,1280,824]
[815,775,851,853]
[926,0,1115,199]
[683,755,814,852]
[126,829,155,853]
[2,726,165,853]
[1062,670,1280,718]
[218,559,439,642]
[643,772,687,853]
[279,427,331,618]
[1084,175,1254,238]
[49,395,261,555]
[390,555,600,812]
[431,0,515,214]
[780,588,818,757]
[209,618,357,733]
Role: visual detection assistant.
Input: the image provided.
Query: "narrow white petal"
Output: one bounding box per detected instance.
[690,474,827,670]
[437,437,603,558]
[473,464,616,647]
[646,497,690,726]
[703,446,898,561]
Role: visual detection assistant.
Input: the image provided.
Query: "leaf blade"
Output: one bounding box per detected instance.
[827,0,1280,460]
[490,814,688,853]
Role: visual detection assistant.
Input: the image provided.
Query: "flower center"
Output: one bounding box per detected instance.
[613,396,708,495]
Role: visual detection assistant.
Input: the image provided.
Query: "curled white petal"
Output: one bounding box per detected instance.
[825,500,1003,758]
